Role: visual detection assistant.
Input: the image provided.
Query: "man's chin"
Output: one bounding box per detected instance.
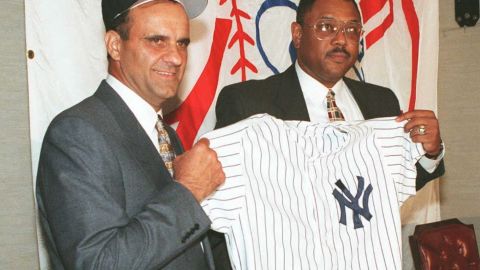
[156,82,180,94]
[164,89,179,99]
[324,67,350,80]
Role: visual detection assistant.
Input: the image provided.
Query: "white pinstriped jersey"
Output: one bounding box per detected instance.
[201,114,424,270]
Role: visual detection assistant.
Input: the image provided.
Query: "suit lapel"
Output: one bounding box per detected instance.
[94,81,173,187]
[345,77,402,120]
[274,65,310,121]
[274,68,377,121]
[344,77,371,119]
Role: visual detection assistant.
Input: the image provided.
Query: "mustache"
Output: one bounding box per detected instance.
[327,47,351,57]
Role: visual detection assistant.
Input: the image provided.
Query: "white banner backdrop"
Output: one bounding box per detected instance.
[25,0,440,268]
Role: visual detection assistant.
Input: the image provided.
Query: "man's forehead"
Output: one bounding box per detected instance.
[318,14,361,22]
[122,0,188,20]
[130,5,189,26]
[308,0,361,21]
[127,3,190,37]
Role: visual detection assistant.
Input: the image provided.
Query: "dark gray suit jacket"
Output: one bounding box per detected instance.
[212,65,445,270]
[36,81,215,270]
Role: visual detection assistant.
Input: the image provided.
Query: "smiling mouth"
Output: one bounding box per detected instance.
[153,70,177,77]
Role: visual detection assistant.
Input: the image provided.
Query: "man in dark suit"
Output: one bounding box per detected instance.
[212,0,445,268]
[36,0,225,269]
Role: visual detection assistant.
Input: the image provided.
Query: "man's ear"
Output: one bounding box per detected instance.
[105,30,122,61]
[291,22,302,49]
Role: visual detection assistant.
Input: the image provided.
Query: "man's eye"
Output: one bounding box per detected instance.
[345,25,360,34]
[318,23,336,33]
[145,36,166,45]
[177,40,190,48]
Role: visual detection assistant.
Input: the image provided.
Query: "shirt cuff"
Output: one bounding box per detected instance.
[418,142,445,173]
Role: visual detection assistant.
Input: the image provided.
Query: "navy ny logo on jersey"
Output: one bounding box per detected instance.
[333,176,373,229]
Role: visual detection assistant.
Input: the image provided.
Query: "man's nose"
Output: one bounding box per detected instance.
[162,44,183,66]
[331,26,348,46]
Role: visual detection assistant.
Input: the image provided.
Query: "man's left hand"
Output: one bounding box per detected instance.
[396,110,442,157]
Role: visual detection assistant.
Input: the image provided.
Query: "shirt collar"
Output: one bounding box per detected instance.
[106,74,160,135]
[295,61,346,96]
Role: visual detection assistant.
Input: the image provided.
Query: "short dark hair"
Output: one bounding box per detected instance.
[296,0,315,25]
[296,0,360,25]
[106,10,131,40]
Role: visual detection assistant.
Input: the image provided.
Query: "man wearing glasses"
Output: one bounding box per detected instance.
[213,0,444,268]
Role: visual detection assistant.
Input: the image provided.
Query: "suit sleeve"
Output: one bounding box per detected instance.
[36,116,211,270]
[415,160,445,190]
[215,85,248,129]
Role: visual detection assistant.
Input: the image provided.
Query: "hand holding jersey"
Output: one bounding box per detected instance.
[396,110,443,158]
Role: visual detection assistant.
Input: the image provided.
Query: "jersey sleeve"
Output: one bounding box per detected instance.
[373,118,425,206]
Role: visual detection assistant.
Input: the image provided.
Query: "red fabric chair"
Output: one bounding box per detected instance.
[409,218,480,270]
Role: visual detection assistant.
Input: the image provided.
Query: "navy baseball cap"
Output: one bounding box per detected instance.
[102,0,208,29]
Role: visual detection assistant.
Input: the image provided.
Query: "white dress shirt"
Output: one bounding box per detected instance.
[296,62,364,122]
[106,75,161,153]
[295,62,443,173]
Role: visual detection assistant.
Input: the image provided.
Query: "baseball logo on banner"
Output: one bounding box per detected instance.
[164,0,436,150]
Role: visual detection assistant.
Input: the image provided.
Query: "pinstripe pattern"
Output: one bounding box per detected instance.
[201,114,424,270]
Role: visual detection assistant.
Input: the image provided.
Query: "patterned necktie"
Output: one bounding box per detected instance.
[155,116,175,176]
[326,88,345,122]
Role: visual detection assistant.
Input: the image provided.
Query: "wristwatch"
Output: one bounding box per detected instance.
[424,143,444,160]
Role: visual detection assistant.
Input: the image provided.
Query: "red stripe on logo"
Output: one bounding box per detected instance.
[164,18,233,149]
[360,0,388,23]
[362,0,394,49]
[402,0,420,111]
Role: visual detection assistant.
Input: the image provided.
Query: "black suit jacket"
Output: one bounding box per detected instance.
[211,65,445,269]
[216,65,444,188]
[36,81,215,270]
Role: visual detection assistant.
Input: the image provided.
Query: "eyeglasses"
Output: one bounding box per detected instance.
[304,18,363,41]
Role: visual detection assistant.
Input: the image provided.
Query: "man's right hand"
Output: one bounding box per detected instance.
[173,138,225,202]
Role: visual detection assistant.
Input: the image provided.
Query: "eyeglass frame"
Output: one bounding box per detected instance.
[302,18,364,41]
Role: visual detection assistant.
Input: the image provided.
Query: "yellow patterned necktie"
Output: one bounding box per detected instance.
[155,116,175,176]
[326,88,345,121]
